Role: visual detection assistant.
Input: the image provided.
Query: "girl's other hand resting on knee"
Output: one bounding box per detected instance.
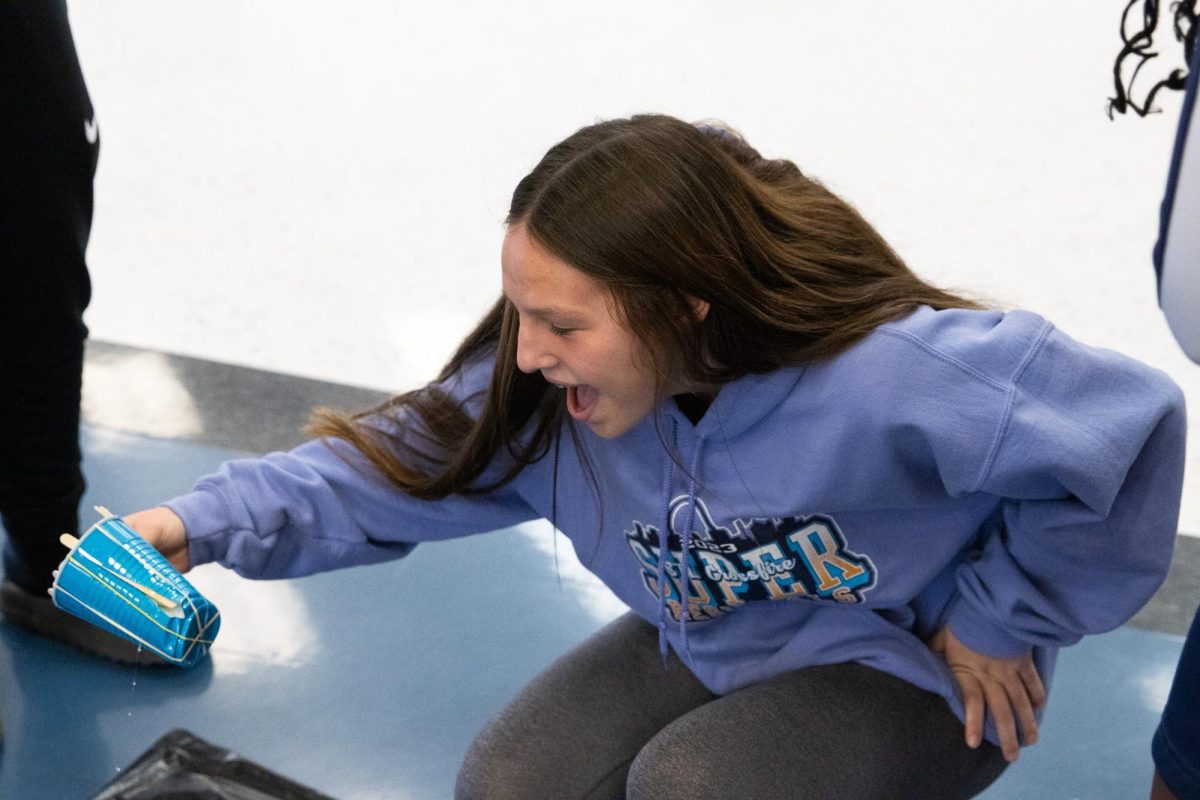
[928,625,1046,763]
[124,507,190,573]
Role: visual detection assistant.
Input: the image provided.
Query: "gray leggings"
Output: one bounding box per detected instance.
[456,613,1008,800]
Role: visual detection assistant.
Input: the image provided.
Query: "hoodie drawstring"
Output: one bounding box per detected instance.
[677,434,705,665]
[656,417,676,666]
[656,414,707,668]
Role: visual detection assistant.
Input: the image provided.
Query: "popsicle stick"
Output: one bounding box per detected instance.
[71,547,180,611]
[59,533,80,549]
[112,572,180,612]
[94,505,114,518]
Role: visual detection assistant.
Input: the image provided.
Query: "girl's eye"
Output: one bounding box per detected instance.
[549,324,575,337]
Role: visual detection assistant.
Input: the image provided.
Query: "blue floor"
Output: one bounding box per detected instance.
[0,427,1185,799]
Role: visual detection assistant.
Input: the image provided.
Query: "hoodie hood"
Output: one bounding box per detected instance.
[651,367,806,664]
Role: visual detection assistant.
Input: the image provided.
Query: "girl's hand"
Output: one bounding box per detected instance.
[124,507,190,573]
[928,625,1046,763]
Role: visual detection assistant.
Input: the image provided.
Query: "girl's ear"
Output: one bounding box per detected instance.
[688,295,710,321]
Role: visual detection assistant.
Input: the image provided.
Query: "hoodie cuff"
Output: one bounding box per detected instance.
[164,488,236,569]
[944,597,1030,658]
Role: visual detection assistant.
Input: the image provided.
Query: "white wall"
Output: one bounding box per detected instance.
[70,1,1199,533]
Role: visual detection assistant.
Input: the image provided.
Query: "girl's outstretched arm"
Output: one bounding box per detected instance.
[127,357,540,580]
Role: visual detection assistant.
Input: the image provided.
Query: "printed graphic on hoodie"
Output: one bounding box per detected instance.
[626,497,877,622]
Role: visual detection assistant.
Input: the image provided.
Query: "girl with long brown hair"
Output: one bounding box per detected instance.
[127,114,1185,798]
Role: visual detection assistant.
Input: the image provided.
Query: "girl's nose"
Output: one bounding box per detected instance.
[515,323,556,373]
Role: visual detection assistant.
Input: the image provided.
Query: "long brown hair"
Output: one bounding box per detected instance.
[310,114,983,499]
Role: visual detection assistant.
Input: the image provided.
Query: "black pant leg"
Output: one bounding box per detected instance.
[0,0,97,592]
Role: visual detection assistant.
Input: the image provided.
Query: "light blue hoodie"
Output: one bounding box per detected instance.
[167,306,1187,744]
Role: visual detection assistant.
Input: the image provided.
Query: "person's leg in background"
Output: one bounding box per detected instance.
[0,0,154,665]
[0,0,94,604]
[1151,606,1200,800]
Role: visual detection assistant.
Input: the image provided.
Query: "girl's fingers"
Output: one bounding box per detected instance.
[983,680,1020,762]
[931,628,1044,761]
[957,671,985,749]
[1005,675,1040,746]
[1020,661,1047,709]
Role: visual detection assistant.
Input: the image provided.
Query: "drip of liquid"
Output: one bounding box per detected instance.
[117,644,145,774]
[127,644,143,717]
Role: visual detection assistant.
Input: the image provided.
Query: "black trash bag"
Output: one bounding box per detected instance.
[92,729,338,800]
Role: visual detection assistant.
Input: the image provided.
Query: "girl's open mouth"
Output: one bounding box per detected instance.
[566,384,600,421]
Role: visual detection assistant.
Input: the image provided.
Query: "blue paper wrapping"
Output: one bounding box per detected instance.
[51,515,220,667]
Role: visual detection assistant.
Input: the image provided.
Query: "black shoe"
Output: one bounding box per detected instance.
[0,578,170,667]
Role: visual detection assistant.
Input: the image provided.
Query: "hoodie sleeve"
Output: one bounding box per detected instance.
[163,360,541,580]
[944,326,1188,658]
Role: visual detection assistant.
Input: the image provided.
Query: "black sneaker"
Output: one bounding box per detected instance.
[0,578,171,667]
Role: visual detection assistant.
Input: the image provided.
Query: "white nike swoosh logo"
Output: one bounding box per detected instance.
[84,116,98,144]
